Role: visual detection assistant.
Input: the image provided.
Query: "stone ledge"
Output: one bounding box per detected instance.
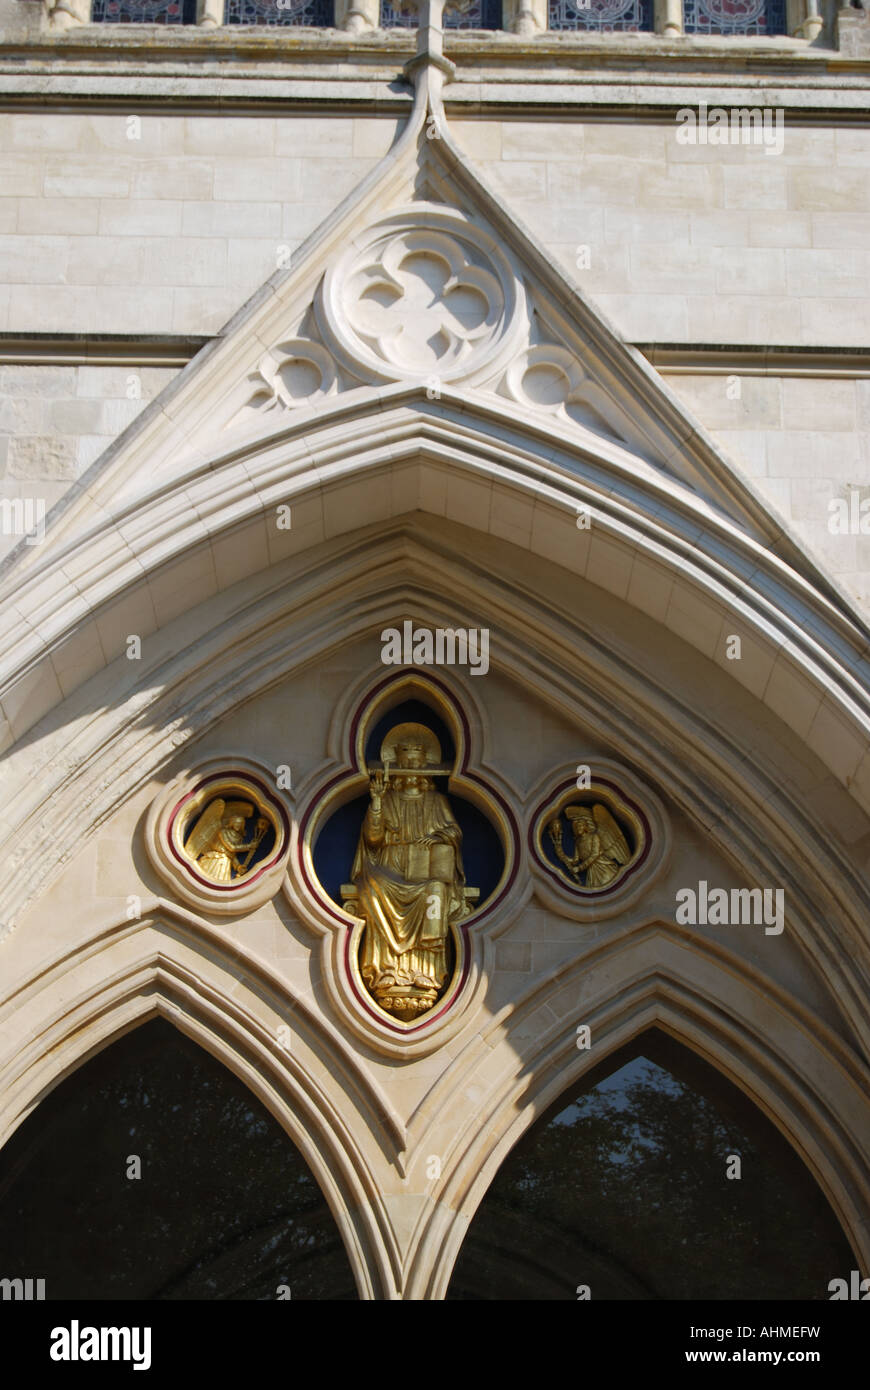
[4,334,870,376]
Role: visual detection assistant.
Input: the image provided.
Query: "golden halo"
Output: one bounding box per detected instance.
[380,722,442,768]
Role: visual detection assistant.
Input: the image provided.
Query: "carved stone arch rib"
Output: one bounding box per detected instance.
[410,927,870,1299]
[0,905,424,1301]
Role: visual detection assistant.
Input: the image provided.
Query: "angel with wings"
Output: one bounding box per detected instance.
[548,803,631,889]
[183,798,269,884]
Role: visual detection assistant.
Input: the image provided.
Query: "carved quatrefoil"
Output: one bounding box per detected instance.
[317,204,530,387]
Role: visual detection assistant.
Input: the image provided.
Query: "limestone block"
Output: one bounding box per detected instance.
[688,211,749,247]
[142,236,228,287]
[282,202,339,239]
[811,212,869,248]
[671,374,782,431]
[0,234,69,284]
[276,118,354,159]
[640,163,721,211]
[630,244,714,294]
[78,114,185,155]
[712,429,768,476]
[352,118,403,159]
[213,159,300,203]
[170,288,245,334]
[44,158,131,200]
[522,202,605,245]
[0,156,43,198]
[786,247,868,299]
[227,238,284,286]
[299,156,378,202]
[7,435,77,481]
[626,555,674,623]
[595,292,689,341]
[767,429,862,480]
[98,199,185,237]
[798,297,870,343]
[788,167,870,211]
[782,378,856,431]
[834,126,870,167]
[607,208,691,245]
[747,211,811,248]
[65,236,146,285]
[723,165,788,210]
[131,159,214,201]
[836,8,870,57]
[684,293,802,345]
[1,365,77,399]
[549,156,645,206]
[714,247,787,296]
[480,160,547,202]
[448,119,502,162]
[18,198,100,236]
[184,199,283,237]
[504,122,586,161]
[76,435,113,470]
[46,398,111,436]
[186,115,277,157]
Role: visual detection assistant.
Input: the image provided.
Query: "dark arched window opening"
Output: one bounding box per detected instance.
[448,1030,853,1299]
[0,1019,356,1300]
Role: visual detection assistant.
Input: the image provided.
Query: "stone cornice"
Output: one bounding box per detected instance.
[2,27,870,111]
[4,334,870,374]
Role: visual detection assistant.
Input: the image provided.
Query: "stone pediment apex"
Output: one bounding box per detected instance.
[0,82,832,585]
[1,61,869,850]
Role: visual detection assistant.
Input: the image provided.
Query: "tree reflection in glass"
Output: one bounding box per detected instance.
[0,1020,356,1300]
[448,1032,853,1300]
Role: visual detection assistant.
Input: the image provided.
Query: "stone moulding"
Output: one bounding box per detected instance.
[284,667,525,1057]
[316,203,530,389]
[528,760,670,917]
[145,754,293,914]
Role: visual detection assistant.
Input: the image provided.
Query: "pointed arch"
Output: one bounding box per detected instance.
[0,902,415,1300]
[0,1014,358,1300]
[403,922,870,1298]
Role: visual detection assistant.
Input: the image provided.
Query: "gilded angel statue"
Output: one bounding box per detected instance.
[184,798,269,883]
[548,803,631,888]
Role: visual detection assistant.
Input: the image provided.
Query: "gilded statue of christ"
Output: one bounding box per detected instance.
[350,723,466,1020]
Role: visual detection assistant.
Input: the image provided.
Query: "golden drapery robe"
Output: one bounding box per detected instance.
[352,780,465,996]
[196,825,249,882]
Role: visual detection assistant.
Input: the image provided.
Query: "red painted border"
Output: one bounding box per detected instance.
[528,775,652,897]
[168,770,290,892]
[297,670,520,1035]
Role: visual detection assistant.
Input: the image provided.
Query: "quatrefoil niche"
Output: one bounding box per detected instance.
[318,206,529,387]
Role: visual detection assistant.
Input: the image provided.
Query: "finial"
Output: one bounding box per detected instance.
[403,0,457,103]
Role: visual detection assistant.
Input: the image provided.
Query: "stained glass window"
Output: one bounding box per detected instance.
[92,0,195,21]
[549,0,653,31]
[683,0,786,33]
[381,0,502,27]
[226,0,334,23]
